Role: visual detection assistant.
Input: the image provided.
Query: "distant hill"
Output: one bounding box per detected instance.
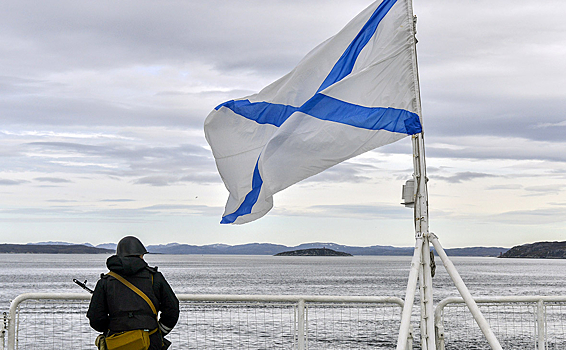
[28,241,94,247]
[147,242,289,255]
[96,243,117,250]
[441,246,508,257]
[275,248,352,256]
[145,242,506,256]
[500,241,566,259]
[144,242,410,255]
[1,241,508,256]
[0,244,113,254]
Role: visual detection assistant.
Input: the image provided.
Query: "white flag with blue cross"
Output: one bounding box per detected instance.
[204,0,422,224]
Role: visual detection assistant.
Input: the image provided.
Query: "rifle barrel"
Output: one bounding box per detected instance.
[73,278,94,294]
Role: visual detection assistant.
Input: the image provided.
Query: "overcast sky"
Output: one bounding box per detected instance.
[1,0,565,248]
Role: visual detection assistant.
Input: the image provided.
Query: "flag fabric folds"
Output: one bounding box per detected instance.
[204,0,422,224]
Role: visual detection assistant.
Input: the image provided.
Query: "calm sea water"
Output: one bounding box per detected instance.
[1,253,565,312]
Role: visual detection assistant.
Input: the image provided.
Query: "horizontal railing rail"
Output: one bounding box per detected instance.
[6,293,406,350]
[10,293,566,350]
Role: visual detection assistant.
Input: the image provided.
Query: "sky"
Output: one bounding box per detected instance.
[1,0,565,248]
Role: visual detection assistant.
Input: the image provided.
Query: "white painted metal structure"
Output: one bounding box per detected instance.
[396,2,503,349]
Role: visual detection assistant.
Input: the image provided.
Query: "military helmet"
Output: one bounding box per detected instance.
[116,236,148,257]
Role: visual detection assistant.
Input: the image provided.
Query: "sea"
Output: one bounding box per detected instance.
[1,254,566,349]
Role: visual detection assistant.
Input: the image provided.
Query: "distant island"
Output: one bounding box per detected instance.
[275,248,353,256]
[0,244,113,254]
[499,241,566,259]
[0,241,508,256]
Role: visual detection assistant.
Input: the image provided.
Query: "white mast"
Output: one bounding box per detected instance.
[409,5,436,348]
[397,2,503,350]
[396,4,435,347]
[410,18,436,346]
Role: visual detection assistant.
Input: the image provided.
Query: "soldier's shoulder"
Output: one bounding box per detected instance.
[146,265,158,274]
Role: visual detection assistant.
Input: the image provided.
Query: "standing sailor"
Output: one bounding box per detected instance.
[87,236,179,350]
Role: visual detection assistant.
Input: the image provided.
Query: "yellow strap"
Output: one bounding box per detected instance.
[107,271,157,316]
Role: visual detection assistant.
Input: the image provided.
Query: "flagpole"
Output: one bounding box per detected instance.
[405,0,437,347]
[404,3,503,350]
[412,132,436,350]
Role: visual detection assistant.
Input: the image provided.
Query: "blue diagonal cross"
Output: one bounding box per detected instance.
[217,0,422,223]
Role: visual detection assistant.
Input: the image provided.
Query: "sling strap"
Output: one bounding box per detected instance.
[107,271,157,316]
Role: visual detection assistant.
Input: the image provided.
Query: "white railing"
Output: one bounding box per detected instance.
[435,296,566,350]
[7,293,566,350]
[5,293,407,350]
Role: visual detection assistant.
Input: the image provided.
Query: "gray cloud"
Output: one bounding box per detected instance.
[34,177,72,183]
[0,0,357,76]
[0,202,220,221]
[413,0,566,162]
[276,203,409,220]
[23,141,216,182]
[134,176,180,187]
[1,0,564,151]
[433,171,498,184]
[135,173,222,187]
[524,184,566,196]
[1,96,201,128]
[491,207,566,225]
[487,184,523,191]
[0,179,29,186]
[422,97,566,143]
[179,173,221,184]
[302,162,378,184]
[381,136,566,163]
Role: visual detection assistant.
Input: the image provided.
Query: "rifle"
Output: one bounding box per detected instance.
[73,279,94,294]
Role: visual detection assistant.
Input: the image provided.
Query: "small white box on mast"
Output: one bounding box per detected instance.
[401,179,415,208]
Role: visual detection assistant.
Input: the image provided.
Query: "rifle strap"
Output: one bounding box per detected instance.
[107,271,157,316]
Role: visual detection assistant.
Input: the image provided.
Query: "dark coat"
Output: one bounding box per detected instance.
[87,256,179,349]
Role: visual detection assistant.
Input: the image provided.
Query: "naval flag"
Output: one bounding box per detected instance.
[204,0,422,224]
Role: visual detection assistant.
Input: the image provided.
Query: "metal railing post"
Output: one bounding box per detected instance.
[297,299,306,350]
[434,300,445,350]
[536,299,545,350]
[406,324,413,350]
[435,324,445,350]
[6,309,14,350]
[1,312,6,350]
